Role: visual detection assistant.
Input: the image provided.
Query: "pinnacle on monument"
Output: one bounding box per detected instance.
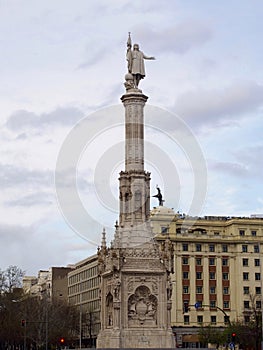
[100,227,106,249]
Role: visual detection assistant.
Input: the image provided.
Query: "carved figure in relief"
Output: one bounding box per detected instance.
[106,292,113,327]
[167,275,173,300]
[113,274,121,300]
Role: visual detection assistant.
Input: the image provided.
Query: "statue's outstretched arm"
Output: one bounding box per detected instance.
[143,53,156,60]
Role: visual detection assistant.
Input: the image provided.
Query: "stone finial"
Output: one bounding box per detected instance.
[101,227,106,249]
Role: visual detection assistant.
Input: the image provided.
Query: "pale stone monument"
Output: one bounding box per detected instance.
[96,34,175,349]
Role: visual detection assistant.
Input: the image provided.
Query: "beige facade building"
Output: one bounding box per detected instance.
[23,266,72,302]
[152,207,263,347]
[67,209,263,347]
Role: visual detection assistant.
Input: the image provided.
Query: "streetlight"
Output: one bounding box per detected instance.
[12,299,27,350]
[258,242,263,350]
[79,276,82,350]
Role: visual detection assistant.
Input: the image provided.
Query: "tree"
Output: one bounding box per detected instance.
[0,265,24,293]
[5,265,24,292]
[198,325,224,349]
[0,274,79,350]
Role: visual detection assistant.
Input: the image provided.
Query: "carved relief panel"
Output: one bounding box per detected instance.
[128,285,157,327]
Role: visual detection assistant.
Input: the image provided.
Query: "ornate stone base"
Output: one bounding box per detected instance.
[97,328,175,349]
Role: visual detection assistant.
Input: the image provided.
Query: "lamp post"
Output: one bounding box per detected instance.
[258,242,263,350]
[79,277,82,350]
[12,299,27,350]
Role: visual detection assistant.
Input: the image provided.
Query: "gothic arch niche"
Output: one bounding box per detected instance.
[106,292,113,327]
[128,285,157,327]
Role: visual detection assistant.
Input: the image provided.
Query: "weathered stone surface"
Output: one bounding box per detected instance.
[97,86,174,348]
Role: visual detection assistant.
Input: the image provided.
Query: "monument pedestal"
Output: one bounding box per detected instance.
[97,242,175,349]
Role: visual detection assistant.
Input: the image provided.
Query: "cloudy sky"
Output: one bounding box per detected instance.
[1,0,262,275]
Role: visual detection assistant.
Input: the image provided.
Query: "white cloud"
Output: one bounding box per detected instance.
[175,80,263,128]
[0,1,262,274]
[5,107,85,131]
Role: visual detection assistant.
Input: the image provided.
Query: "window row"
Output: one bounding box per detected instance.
[244,286,261,294]
[183,286,229,294]
[183,272,229,280]
[244,300,261,309]
[182,243,260,253]
[239,229,257,236]
[182,257,229,266]
[242,244,260,253]
[68,265,98,284]
[243,272,261,281]
[183,315,228,325]
[242,258,260,266]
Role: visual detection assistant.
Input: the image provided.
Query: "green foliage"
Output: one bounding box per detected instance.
[198,325,225,348]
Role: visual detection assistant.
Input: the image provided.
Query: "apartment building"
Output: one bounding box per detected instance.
[23,266,72,301]
[152,207,263,346]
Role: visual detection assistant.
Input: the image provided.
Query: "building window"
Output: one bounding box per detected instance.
[224,315,230,324]
[222,258,228,266]
[223,287,229,294]
[197,315,203,324]
[197,301,203,308]
[183,286,189,294]
[243,286,249,294]
[196,286,203,294]
[182,257,189,265]
[182,243,188,252]
[242,245,248,253]
[209,258,215,265]
[210,286,216,294]
[223,273,229,280]
[196,272,202,279]
[239,229,245,236]
[244,301,249,309]
[255,273,261,281]
[243,272,249,281]
[211,315,216,324]
[209,272,216,280]
[256,300,261,309]
[184,315,189,325]
[255,259,260,267]
[196,258,202,266]
[209,244,215,252]
[244,315,250,324]
[254,244,260,253]
[222,244,228,252]
[196,244,202,252]
[214,231,220,236]
[242,258,249,266]
[256,287,261,294]
[161,227,168,234]
[210,301,216,308]
[183,272,189,279]
[223,301,229,308]
[251,230,257,236]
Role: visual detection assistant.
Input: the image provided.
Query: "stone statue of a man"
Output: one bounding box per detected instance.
[126,34,155,88]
